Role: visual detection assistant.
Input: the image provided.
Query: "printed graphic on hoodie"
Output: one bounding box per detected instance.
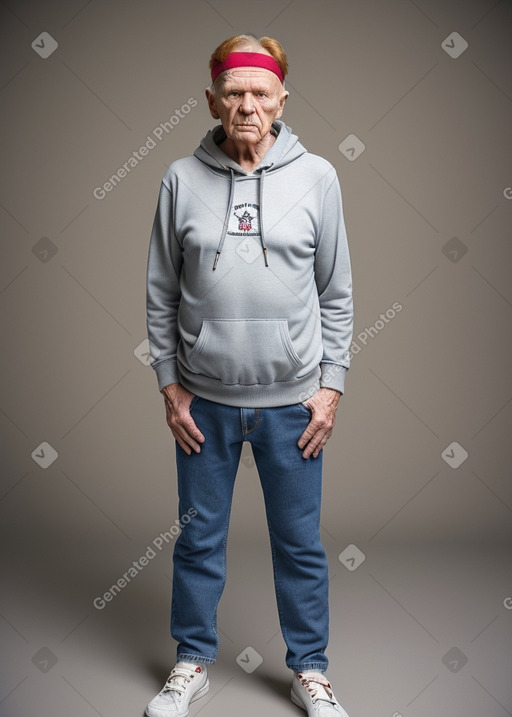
[227,202,260,237]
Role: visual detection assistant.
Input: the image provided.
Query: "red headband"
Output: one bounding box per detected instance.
[211,52,284,83]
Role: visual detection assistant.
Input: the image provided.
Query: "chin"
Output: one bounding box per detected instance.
[233,130,260,140]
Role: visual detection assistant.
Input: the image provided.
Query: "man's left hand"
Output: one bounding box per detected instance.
[297,387,341,459]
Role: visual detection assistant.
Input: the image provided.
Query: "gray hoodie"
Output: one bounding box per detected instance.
[146,119,353,407]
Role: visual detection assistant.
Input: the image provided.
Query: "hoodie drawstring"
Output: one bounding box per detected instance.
[259,168,269,267]
[212,166,270,270]
[213,167,235,270]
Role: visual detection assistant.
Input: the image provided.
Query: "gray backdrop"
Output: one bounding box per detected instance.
[1,1,511,716]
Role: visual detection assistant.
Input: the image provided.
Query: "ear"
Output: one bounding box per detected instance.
[275,89,289,119]
[205,87,220,120]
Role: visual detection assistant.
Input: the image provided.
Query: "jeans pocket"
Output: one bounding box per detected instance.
[296,401,312,417]
[189,394,200,412]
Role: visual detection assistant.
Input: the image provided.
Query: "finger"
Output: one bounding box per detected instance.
[164,402,205,452]
[303,440,322,459]
[181,414,205,443]
[300,429,321,458]
[302,442,316,459]
[312,441,325,458]
[297,421,316,449]
[302,429,330,459]
[173,422,203,453]
[175,433,192,455]
[310,429,333,458]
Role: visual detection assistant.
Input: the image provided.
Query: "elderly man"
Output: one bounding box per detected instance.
[145,33,353,717]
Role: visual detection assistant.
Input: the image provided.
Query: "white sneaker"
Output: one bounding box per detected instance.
[291,671,350,716]
[145,661,209,717]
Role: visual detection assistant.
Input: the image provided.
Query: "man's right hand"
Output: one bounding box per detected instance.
[160,382,205,455]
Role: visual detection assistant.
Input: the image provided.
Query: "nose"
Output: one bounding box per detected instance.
[239,92,255,114]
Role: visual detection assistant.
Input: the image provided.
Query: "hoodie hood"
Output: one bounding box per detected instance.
[193,119,307,269]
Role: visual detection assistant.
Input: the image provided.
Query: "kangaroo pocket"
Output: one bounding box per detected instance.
[187,318,304,385]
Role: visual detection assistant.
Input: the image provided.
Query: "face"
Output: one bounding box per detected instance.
[206,65,289,144]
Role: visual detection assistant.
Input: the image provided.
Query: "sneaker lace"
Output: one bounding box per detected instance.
[298,673,336,704]
[162,667,196,697]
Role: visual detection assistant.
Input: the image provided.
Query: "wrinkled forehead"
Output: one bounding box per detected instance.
[216,65,282,91]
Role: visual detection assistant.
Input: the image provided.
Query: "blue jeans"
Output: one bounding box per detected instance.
[170,395,329,674]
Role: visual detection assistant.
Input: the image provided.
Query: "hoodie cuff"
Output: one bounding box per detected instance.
[152,359,180,392]
[319,362,347,395]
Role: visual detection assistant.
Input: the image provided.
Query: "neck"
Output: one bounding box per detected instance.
[219,129,277,172]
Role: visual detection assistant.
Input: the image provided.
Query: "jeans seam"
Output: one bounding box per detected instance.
[241,407,260,437]
[210,507,231,654]
[266,521,293,650]
[176,652,216,664]
[290,661,327,673]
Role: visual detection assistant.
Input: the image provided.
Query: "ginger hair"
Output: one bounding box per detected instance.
[208,33,288,86]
